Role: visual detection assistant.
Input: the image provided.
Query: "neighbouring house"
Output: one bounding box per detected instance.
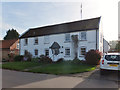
[19,17,103,61]
[109,40,118,52]
[103,38,110,53]
[0,39,19,61]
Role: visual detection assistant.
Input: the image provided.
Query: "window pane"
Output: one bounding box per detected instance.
[34,38,38,44]
[45,49,49,56]
[35,49,38,55]
[81,32,86,40]
[81,48,86,55]
[65,48,70,56]
[65,33,70,41]
[25,39,28,45]
[105,55,120,61]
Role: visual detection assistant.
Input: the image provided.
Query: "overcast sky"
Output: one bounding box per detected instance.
[1,0,119,41]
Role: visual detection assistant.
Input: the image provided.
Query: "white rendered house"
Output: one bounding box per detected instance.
[19,17,103,61]
[103,38,110,53]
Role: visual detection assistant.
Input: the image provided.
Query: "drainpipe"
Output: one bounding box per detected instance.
[19,39,21,55]
[96,30,98,50]
[103,38,104,53]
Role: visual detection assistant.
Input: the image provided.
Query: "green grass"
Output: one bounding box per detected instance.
[2,61,42,71]
[28,62,96,75]
[2,61,96,75]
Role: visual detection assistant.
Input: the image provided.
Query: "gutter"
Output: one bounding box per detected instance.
[96,29,98,50]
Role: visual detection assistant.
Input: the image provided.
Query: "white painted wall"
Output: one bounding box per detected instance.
[103,39,110,53]
[20,30,100,61]
[98,18,103,53]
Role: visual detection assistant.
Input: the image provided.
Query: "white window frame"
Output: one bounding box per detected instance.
[79,31,87,41]
[44,35,50,44]
[34,49,38,56]
[65,48,70,57]
[65,33,70,42]
[45,49,49,56]
[24,38,28,45]
[80,46,86,56]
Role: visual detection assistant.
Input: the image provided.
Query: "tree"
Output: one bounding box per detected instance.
[4,28,19,40]
[115,41,120,52]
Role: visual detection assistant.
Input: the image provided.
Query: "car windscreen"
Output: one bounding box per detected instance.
[105,55,120,61]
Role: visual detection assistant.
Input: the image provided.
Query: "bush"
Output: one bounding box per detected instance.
[31,57,40,62]
[14,55,24,61]
[39,55,53,63]
[85,49,102,65]
[8,53,15,62]
[56,58,64,63]
[71,59,86,64]
[23,51,32,61]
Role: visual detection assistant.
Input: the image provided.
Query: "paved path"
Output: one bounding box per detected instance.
[2,69,119,88]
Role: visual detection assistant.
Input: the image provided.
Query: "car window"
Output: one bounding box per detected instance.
[105,55,120,61]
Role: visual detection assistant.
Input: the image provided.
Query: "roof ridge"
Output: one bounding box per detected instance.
[30,17,101,30]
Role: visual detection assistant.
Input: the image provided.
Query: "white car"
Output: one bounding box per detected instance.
[100,53,120,75]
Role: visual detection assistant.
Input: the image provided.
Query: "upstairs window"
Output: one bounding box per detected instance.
[24,38,28,45]
[34,38,38,45]
[65,33,70,42]
[44,35,49,44]
[80,32,87,40]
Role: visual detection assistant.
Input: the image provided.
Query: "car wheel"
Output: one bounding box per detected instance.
[100,69,106,75]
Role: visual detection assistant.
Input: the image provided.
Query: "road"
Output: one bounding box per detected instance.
[2,69,120,88]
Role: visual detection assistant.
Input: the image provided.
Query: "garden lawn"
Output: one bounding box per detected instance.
[2,61,42,71]
[2,61,96,75]
[28,62,96,75]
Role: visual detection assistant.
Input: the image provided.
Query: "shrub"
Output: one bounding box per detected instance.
[23,51,32,61]
[8,53,15,62]
[71,59,86,64]
[56,58,64,63]
[85,49,102,65]
[14,55,24,61]
[39,55,53,63]
[32,57,40,62]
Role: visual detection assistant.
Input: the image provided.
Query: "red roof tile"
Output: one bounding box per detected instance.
[0,39,18,49]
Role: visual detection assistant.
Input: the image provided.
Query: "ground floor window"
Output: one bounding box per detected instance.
[80,47,86,55]
[65,48,70,56]
[45,49,49,56]
[34,49,38,56]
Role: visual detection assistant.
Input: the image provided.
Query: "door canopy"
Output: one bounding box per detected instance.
[50,42,60,55]
[50,42,60,49]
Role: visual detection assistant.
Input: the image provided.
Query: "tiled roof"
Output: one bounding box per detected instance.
[20,17,101,39]
[0,39,18,49]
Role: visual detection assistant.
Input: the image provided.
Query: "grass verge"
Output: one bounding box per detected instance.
[28,62,96,75]
[2,61,42,71]
[2,61,96,75]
